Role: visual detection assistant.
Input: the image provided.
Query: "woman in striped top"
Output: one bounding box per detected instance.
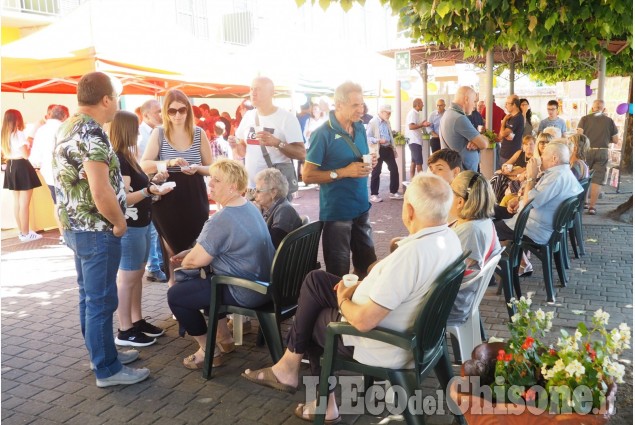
[141,89,213,287]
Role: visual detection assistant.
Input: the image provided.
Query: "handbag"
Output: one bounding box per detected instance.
[255,113,299,194]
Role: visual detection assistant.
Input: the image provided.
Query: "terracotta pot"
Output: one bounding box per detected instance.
[449,377,617,425]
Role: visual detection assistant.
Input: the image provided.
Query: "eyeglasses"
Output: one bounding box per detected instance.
[167,107,188,116]
[436,104,445,107]
[254,188,271,194]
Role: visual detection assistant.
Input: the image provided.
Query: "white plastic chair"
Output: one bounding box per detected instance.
[446,251,502,363]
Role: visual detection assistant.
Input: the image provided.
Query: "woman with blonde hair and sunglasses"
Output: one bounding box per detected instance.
[447,170,501,322]
[141,89,213,288]
[1,109,43,242]
[110,111,172,347]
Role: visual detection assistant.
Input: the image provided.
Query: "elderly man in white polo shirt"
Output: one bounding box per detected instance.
[367,104,401,202]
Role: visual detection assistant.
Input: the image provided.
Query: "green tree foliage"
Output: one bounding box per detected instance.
[297,0,633,80]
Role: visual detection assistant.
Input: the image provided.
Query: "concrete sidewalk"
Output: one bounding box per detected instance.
[1,173,632,425]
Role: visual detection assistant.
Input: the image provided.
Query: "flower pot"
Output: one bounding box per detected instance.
[449,377,616,425]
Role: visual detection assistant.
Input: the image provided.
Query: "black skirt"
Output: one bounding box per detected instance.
[3,159,42,191]
[152,171,208,255]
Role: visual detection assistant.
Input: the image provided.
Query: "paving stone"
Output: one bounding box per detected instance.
[1,175,632,424]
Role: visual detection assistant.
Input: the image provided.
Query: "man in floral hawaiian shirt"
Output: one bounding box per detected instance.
[53,72,150,387]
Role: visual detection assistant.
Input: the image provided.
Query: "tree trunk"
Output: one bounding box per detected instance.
[608,196,633,223]
[620,76,632,174]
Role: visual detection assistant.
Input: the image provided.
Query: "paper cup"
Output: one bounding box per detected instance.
[503,164,513,173]
[363,154,372,164]
[254,126,264,134]
[156,161,168,173]
[342,274,359,288]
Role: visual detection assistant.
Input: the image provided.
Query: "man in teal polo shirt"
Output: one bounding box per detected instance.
[303,81,377,278]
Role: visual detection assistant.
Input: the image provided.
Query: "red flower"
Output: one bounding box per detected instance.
[590,351,597,361]
[505,353,513,362]
[497,349,505,361]
[549,348,557,356]
[521,336,535,350]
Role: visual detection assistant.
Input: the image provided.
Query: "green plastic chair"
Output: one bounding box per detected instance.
[313,251,470,425]
[202,221,323,379]
[567,177,591,259]
[495,201,534,318]
[520,196,579,302]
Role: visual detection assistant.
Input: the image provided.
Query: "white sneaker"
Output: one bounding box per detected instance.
[18,231,42,242]
[370,195,383,203]
[389,193,404,200]
[95,365,150,388]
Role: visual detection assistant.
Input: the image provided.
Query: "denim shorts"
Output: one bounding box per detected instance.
[119,225,151,271]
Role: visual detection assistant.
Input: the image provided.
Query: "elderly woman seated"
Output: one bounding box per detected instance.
[566,133,590,180]
[241,174,463,423]
[167,159,275,369]
[253,168,303,248]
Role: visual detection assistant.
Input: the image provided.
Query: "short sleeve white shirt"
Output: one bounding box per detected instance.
[342,225,463,369]
[236,108,304,188]
[405,109,423,145]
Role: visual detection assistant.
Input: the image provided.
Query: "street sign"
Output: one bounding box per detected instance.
[395,50,410,80]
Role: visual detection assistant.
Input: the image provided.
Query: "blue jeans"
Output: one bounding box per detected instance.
[120,225,151,271]
[146,222,163,273]
[64,230,123,379]
[321,211,377,278]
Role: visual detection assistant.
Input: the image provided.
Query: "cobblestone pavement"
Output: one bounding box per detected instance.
[2,174,632,424]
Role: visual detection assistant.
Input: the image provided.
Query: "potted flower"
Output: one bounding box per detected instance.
[392,130,407,146]
[483,129,499,149]
[450,295,629,424]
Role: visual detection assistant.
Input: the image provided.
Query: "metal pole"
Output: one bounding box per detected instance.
[396,79,405,185]
[485,50,495,176]
[597,54,606,100]
[422,60,429,118]
[509,60,515,94]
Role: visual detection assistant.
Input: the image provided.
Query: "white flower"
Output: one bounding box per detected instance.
[546,311,555,320]
[511,313,520,323]
[574,330,583,341]
[553,359,565,373]
[565,359,585,378]
[604,359,626,384]
[535,309,545,321]
[593,309,610,326]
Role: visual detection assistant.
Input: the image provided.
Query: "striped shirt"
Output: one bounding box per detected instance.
[158,126,202,172]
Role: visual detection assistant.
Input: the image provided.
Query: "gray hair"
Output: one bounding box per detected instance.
[255,167,288,199]
[541,126,562,138]
[405,173,453,224]
[334,81,363,105]
[140,99,160,114]
[543,141,570,164]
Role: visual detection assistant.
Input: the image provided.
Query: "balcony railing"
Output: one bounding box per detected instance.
[2,0,81,17]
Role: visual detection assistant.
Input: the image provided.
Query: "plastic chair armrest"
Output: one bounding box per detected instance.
[326,322,415,351]
[210,275,270,295]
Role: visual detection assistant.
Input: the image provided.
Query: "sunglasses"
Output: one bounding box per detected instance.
[167,107,188,116]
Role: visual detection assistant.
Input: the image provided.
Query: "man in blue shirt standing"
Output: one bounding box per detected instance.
[303,81,378,278]
[367,104,401,202]
[440,86,489,172]
[426,98,445,154]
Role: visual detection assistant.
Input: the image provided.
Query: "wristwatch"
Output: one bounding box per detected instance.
[329,170,339,180]
[278,141,287,149]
